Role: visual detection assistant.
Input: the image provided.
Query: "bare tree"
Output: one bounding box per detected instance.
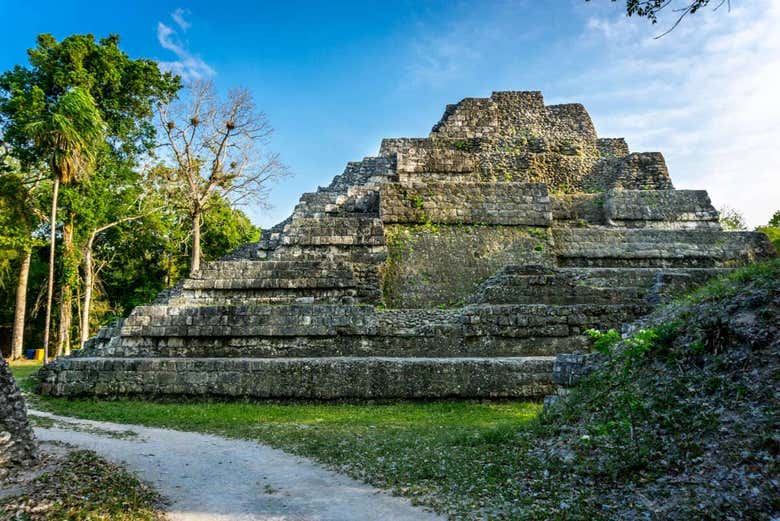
[156,81,288,274]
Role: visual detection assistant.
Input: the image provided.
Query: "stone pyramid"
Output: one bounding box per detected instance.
[38,92,776,399]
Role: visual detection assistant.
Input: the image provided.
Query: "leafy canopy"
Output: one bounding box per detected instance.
[0,33,180,168]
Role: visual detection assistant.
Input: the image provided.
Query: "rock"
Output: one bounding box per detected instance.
[1,358,38,469]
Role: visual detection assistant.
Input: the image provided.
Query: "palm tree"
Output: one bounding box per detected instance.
[25,87,104,363]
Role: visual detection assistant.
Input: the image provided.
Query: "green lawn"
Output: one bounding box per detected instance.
[12,362,543,519]
[8,360,43,380]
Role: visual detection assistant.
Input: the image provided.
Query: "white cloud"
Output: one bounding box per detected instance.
[171,8,192,32]
[580,0,780,227]
[156,10,214,81]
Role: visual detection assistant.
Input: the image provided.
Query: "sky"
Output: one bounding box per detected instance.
[1,0,778,228]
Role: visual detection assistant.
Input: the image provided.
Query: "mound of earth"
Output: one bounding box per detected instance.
[531,259,779,520]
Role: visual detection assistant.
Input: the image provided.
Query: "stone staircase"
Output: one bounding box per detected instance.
[38,91,776,400]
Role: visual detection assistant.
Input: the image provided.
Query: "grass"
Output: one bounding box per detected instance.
[680,257,780,303]
[0,450,165,521]
[12,362,542,518]
[9,359,45,380]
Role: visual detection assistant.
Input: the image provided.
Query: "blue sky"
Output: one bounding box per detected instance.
[1,0,778,227]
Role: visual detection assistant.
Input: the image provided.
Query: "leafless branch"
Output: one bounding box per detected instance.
[155,80,290,273]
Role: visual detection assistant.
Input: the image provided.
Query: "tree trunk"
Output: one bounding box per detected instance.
[190,208,202,276]
[80,233,96,349]
[56,219,74,358]
[42,176,59,365]
[11,250,32,360]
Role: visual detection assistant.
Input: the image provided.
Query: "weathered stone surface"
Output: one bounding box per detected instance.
[554,229,775,268]
[38,90,778,400]
[550,193,606,225]
[552,352,605,386]
[380,182,551,226]
[469,266,729,306]
[604,189,719,229]
[1,358,38,472]
[381,224,555,308]
[39,357,556,399]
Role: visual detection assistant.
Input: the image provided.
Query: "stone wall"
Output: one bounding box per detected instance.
[431,91,597,145]
[605,189,719,229]
[469,265,730,306]
[38,356,556,400]
[596,138,629,157]
[75,302,643,360]
[378,93,675,193]
[550,193,606,225]
[178,260,359,305]
[589,153,673,191]
[381,224,555,308]
[380,182,551,226]
[554,229,776,268]
[1,358,38,472]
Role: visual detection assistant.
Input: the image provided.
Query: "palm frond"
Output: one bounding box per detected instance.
[24,87,105,184]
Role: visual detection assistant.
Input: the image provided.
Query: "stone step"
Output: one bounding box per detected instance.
[38,356,557,399]
[78,332,590,359]
[196,259,338,275]
[324,156,396,193]
[293,186,381,217]
[120,303,647,339]
[557,267,730,286]
[293,191,340,216]
[96,302,642,361]
[186,264,356,290]
[281,216,385,247]
[171,288,359,306]
[554,228,775,268]
[471,266,730,305]
[222,219,292,261]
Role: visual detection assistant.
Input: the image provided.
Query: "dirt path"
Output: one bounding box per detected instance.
[30,410,444,521]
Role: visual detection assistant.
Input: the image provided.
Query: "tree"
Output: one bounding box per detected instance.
[156,80,288,274]
[718,205,747,231]
[594,0,730,37]
[200,196,261,258]
[0,156,46,359]
[70,164,156,348]
[0,33,180,358]
[24,87,104,361]
[768,211,780,229]
[90,192,260,321]
[755,210,780,253]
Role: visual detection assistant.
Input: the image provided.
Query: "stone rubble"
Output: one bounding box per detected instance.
[1,358,38,475]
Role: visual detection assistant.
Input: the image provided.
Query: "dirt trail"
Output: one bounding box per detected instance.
[31,410,443,521]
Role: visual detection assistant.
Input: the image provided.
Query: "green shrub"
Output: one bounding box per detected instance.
[755,225,780,252]
[585,328,620,355]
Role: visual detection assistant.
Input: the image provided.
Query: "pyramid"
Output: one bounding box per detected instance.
[38,92,776,399]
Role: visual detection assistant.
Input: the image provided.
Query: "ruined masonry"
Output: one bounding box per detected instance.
[38,91,776,399]
[1,358,38,473]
